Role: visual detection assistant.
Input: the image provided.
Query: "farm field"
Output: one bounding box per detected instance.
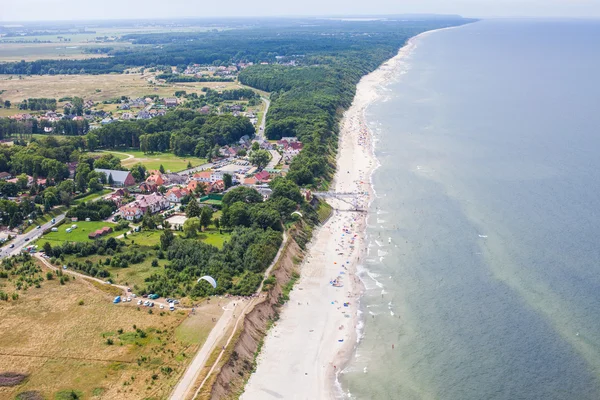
[0,73,243,106]
[0,260,223,400]
[100,149,207,172]
[41,220,121,244]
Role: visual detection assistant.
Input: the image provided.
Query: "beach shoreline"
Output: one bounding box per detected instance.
[241,29,436,400]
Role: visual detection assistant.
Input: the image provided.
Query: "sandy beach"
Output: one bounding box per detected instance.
[241,34,422,400]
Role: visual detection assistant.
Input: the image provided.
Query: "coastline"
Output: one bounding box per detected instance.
[241,30,434,400]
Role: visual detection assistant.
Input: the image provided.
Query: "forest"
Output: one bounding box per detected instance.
[88,109,255,156]
[0,18,472,75]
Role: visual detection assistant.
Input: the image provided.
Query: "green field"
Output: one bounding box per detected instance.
[101,150,207,172]
[198,228,231,249]
[41,220,121,243]
[73,189,112,205]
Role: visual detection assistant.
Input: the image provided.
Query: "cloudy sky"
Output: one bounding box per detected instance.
[2,0,599,21]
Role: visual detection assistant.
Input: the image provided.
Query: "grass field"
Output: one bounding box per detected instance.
[198,228,231,249]
[101,149,207,172]
[41,220,121,244]
[0,73,243,106]
[0,260,223,400]
[73,188,112,205]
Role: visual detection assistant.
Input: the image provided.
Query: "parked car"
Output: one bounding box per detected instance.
[9,244,14,248]
[137,300,143,305]
[24,238,29,241]
[36,225,40,229]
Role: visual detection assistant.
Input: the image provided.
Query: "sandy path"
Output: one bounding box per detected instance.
[241,34,425,400]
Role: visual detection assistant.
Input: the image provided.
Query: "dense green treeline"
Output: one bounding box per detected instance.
[88,109,255,155]
[0,18,473,75]
[238,19,472,187]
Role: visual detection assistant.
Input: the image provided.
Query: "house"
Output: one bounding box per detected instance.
[137,111,151,120]
[44,127,54,133]
[120,205,143,221]
[139,181,157,193]
[121,112,134,120]
[162,173,187,185]
[164,98,178,108]
[208,180,225,193]
[101,117,114,125]
[257,187,273,200]
[199,105,211,114]
[119,103,130,110]
[134,193,169,213]
[165,187,190,203]
[231,104,242,112]
[146,174,165,186]
[242,176,257,185]
[255,170,271,183]
[193,171,212,183]
[95,169,135,187]
[187,180,203,193]
[119,193,169,220]
[0,172,13,180]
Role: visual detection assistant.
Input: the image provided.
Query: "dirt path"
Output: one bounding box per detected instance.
[169,231,288,400]
[99,150,135,161]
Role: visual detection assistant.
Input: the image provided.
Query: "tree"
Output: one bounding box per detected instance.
[251,142,259,151]
[142,209,156,229]
[250,149,271,169]
[183,217,201,238]
[213,217,220,230]
[223,173,233,189]
[86,133,98,151]
[108,173,114,186]
[186,198,202,218]
[130,163,147,182]
[200,207,213,231]
[187,161,192,169]
[270,177,303,204]
[237,149,247,157]
[88,177,103,192]
[4,100,10,109]
[159,164,165,174]
[222,186,262,206]
[43,241,53,256]
[75,163,91,192]
[160,229,174,250]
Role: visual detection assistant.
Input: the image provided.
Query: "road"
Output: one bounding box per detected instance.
[0,189,115,260]
[169,231,288,400]
[257,97,270,140]
[0,213,66,259]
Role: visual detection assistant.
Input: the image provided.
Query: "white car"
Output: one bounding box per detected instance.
[126,297,131,302]
[137,300,143,305]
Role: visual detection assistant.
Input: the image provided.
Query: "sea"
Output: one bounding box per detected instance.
[341,19,600,400]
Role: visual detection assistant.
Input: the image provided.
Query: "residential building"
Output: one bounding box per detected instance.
[146,174,165,186]
[162,173,187,185]
[164,98,178,108]
[255,170,271,183]
[165,187,190,203]
[0,172,13,180]
[95,169,135,187]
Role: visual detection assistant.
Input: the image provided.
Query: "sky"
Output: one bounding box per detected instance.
[1,0,600,21]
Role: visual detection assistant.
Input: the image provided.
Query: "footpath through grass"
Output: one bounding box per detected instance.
[101,149,207,172]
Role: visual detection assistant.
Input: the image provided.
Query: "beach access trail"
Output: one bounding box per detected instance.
[241,36,422,399]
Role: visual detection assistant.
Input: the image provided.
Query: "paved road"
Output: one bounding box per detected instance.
[257,97,270,140]
[0,190,116,260]
[0,213,66,259]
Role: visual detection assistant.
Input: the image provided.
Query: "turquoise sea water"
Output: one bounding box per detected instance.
[342,19,600,399]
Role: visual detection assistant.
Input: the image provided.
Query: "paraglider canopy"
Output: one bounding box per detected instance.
[197,275,217,289]
[291,211,303,218]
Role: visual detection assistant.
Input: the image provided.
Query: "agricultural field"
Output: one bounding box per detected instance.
[40,221,121,244]
[0,260,223,400]
[99,149,207,172]
[0,73,243,106]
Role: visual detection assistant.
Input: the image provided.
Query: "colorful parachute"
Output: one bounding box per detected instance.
[197,275,217,288]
